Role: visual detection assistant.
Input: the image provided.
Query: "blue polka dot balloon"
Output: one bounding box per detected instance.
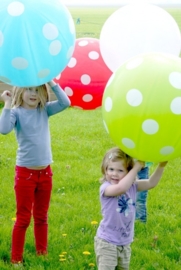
[0,0,76,87]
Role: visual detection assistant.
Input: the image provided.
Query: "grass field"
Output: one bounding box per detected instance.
[0,5,181,270]
[68,6,181,40]
[1,107,181,270]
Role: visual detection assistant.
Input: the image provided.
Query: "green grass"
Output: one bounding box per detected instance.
[1,5,181,270]
[0,108,113,270]
[69,6,181,40]
[69,7,117,39]
[1,107,181,269]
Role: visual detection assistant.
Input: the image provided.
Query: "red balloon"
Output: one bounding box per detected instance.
[54,38,112,110]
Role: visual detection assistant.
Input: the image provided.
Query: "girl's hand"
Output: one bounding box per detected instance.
[47,80,56,87]
[159,161,168,167]
[134,160,145,172]
[1,90,12,103]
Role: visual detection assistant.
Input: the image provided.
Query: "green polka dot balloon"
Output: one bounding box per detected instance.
[102,52,181,162]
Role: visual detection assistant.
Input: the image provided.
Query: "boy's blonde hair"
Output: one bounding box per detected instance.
[11,84,50,109]
[100,147,134,183]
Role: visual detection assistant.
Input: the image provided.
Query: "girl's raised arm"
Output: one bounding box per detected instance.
[0,90,15,134]
[136,162,167,191]
[46,81,70,116]
[104,161,144,197]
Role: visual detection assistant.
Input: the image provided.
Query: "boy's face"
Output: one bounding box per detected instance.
[106,160,128,185]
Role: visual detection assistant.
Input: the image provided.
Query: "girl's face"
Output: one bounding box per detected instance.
[106,160,128,185]
[21,88,40,109]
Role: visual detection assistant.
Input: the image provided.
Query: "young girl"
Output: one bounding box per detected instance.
[94,147,167,270]
[0,81,70,265]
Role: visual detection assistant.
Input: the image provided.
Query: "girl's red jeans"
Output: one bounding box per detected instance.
[11,165,53,263]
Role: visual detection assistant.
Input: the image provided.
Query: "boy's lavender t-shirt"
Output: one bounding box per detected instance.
[96,181,137,246]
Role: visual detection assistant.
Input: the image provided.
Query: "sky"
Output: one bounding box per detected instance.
[61,0,181,7]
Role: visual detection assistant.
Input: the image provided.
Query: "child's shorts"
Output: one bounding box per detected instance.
[94,236,131,270]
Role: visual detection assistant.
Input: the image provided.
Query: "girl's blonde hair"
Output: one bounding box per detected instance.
[11,84,50,109]
[100,147,134,183]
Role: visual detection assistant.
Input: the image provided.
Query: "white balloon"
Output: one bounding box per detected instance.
[100,4,181,72]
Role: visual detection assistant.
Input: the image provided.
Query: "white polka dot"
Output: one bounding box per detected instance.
[64,87,73,96]
[82,94,93,102]
[8,1,24,16]
[0,76,11,83]
[169,72,181,89]
[68,57,77,68]
[122,138,135,149]
[142,119,159,135]
[106,73,115,88]
[12,57,28,69]
[49,40,61,55]
[89,51,99,60]
[81,74,91,85]
[78,40,88,47]
[42,23,59,40]
[160,146,174,155]
[37,69,50,78]
[105,97,112,112]
[126,57,144,70]
[126,89,143,107]
[0,31,4,46]
[56,74,61,80]
[103,120,109,133]
[170,97,181,114]
[69,18,75,34]
[67,46,74,59]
